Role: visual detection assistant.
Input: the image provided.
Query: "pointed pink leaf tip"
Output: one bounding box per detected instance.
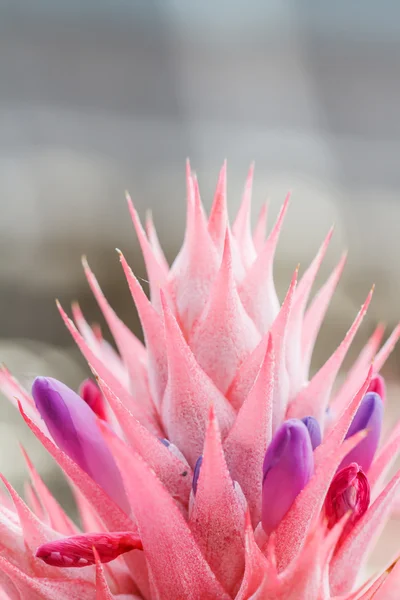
[262,419,314,534]
[325,463,370,544]
[32,376,129,514]
[79,378,107,421]
[340,391,383,472]
[36,531,142,567]
[367,373,386,403]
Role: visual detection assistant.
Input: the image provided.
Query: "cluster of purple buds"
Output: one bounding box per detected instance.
[32,373,384,541]
[261,388,383,536]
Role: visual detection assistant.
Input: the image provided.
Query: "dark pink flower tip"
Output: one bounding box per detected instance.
[32,377,129,513]
[36,532,143,567]
[301,416,322,449]
[325,462,370,538]
[192,456,203,494]
[340,392,383,472]
[366,374,386,403]
[78,378,107,421]
[262,419,314,534]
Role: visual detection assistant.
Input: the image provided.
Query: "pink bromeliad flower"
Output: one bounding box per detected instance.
[1,162,400,599]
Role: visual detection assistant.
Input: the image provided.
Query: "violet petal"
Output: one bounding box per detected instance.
[340,391,383,472]
[262,419,314,534]
[32,376,129,513]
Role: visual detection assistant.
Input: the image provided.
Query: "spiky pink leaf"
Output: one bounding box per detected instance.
[368,418,400,497]
[253,201,268,254]
[331,323,386,419]
[169,175,220,333]
[0,556,96,600]
[0,365,45,433]
[189,406,245,596]
[96,376,191,508]
[118,250,167,407]
[238,193,290,334]
[232,163,257,269]
[373,323,400,373]
[208,161,228,254]
[301,252,347,379]
[288,288,373,425]
[100,423,231,600]
[21,447,78,536]
[235,513,274,600]
[145,211,169,273]
[82,258,150,403]
[189,231,260,393]
[161,293,235,466]
[224,335,274,525]
[57,301,160,435]
[286,228,334,399]
[126,193,172,313]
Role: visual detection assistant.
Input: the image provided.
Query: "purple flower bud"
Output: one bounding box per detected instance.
[262,419,314,534]
[301,416,322,449]
[192,456,203,495]
[340,392,383,472]
[366,374,386,403]
[325,462,370,546]
[32,377,129,513]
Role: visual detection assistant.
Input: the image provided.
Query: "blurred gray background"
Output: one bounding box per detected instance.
[0,1,400,549]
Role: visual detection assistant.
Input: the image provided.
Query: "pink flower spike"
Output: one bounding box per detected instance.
[325,463,370,539]
[36,532,143,567]
[79,379,107,421]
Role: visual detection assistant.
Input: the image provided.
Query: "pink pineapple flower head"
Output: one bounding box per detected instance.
[1,161,400,599]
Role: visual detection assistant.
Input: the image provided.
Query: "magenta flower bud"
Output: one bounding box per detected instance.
[301,416,322,449]
[78,378,107,420]
[192,456,203,494]
[32,377,129,513]
[339,392,383,472]
[262,419,314,534]
[325,463,370,540]
[366,374,386,403]
[36,531,142,567]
